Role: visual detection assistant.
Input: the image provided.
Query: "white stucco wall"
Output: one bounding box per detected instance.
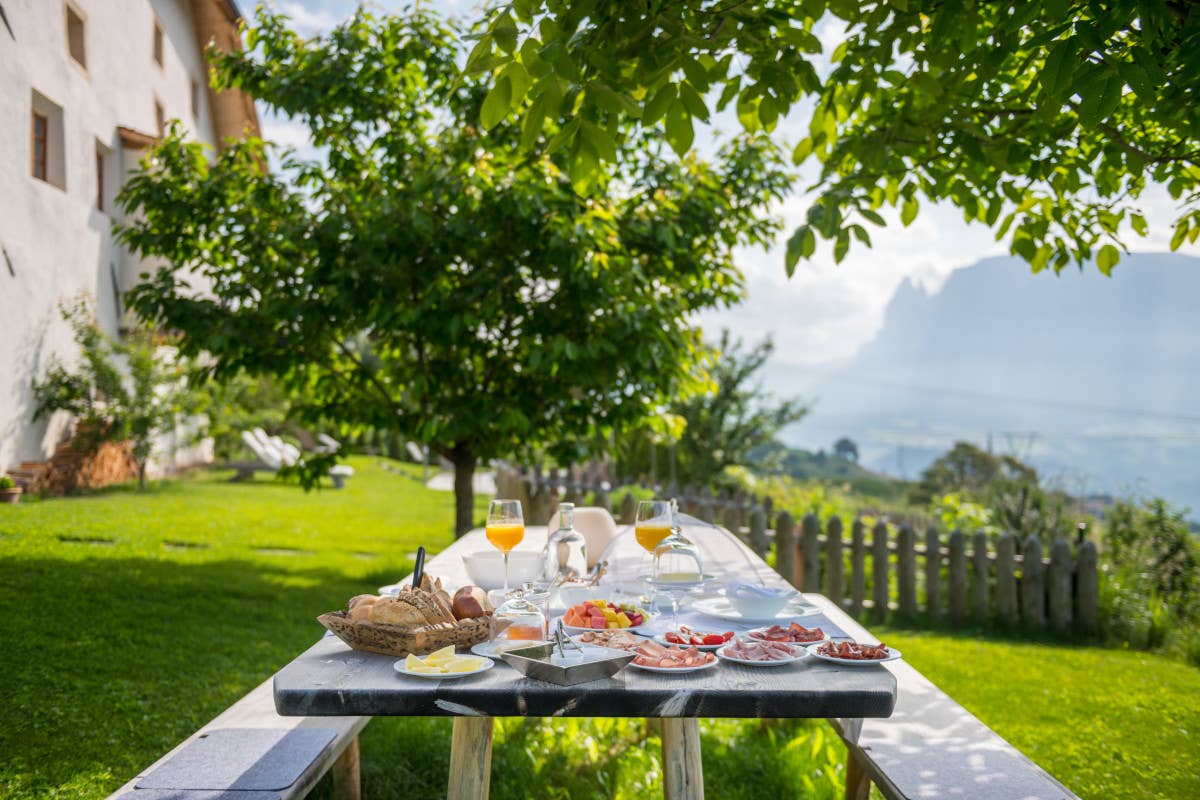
[0,0,221,471]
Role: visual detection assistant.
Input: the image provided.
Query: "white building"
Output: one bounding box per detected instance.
[0,0,258,477]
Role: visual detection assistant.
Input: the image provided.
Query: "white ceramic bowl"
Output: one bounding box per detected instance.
[730,588,794,620]
[462,550,544,590]
[556,584,601,609]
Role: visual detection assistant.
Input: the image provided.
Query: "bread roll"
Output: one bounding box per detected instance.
[349,602,374,623]
[369,596,429,626]
[348,594,378,610]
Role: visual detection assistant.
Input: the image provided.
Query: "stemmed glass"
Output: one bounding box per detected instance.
[652,532,704,629]
[635,499,674,554]
[486,499,525,594]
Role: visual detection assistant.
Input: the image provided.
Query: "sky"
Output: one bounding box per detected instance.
[256,1,1192,368]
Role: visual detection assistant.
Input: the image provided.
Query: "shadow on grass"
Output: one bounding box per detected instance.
[0,554,402,800]
[867,612,1107,652]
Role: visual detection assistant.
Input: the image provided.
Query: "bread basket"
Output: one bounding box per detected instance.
[318,612,492,658]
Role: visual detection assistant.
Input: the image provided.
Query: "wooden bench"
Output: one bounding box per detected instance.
[106,674,367,800]
[830,661,1079,800]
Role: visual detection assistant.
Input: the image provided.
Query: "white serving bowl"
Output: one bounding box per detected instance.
[730,586,794,620]
[555,583,601,609]
[462,550,544,590]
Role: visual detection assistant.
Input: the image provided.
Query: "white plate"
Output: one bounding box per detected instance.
[716,642,809,667]
[806,642,902,666]
[745,625,829,645]
[628,656,720,674]
[653,631,736,651]
[394,656,495,679]
[471,639,548,660]
[691,596,819,623]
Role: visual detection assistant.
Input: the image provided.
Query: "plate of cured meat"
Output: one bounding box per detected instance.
[717,638,808,667]
[746,622,827,644]
[806,639,902,665]
[629,639,719,673]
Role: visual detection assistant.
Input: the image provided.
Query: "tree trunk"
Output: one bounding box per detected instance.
[451,448,477,539]
[138,461,147,491]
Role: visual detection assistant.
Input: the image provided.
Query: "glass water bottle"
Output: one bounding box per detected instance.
[542,503,589,585]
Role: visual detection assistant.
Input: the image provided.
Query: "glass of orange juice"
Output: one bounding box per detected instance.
[635,499,674,554]
[486,499,525,593]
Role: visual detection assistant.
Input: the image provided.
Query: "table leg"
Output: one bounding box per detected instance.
[660,718,703,800]
[448,716,493,800]
[844,750,871,800]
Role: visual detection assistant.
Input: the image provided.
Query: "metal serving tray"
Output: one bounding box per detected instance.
[500,643,635,686]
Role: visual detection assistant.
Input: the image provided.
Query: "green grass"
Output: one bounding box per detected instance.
[872,626,1200,800]
[0,460,1195,799]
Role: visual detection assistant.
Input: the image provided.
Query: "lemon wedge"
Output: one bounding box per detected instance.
[404,654,425,670]
[425,645,457,665]
[443,657,483,673]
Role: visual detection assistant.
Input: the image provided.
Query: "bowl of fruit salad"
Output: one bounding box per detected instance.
[561,599,653,632]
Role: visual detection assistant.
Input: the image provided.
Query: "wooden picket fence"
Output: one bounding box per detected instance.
[493,462,1100,635]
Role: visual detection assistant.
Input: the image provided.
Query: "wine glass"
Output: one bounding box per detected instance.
[652,532,704,629]
[486,499,525,594]
[635,499,674,554]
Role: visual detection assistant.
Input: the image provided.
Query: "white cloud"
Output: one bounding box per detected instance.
[276,2,340,36]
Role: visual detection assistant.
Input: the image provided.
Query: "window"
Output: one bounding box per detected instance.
[30,90,66,189]
[95,145,104,211]
[153,19,163,67]
[66,3,86,69]
[31,112,47,181]
[154,98,165,137]
[190,78,199,118]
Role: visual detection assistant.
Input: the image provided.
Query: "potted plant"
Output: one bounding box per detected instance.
[0,475,21,505]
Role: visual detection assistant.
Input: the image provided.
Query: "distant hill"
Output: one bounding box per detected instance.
[772,253,1200,512]
[746,441,906,500]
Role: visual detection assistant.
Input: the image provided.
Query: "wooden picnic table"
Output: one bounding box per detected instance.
[273,524,899,799]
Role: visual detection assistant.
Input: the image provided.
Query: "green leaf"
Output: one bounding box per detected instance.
[493,14,518,55]
[859,208,885,226]
[580,120,617,163]
[833,232,850,263]
[520,94,547,149]
[1040,39,1076,98]
[665,100,694,156]
[480,75,512,130]
[785,226,816,276]
[716,78,741,111]
[678,82,710,122]
[1096,243,1119,275]
[501,62,532,108]
[545,116,580,153]
[783,27,823,54]
[901,198,919,226]
[792,137,814,165]
[736,92,761,132]
[464,36,495,74]
[643,84,676,126]
[1170,223,1188,251]
[1130,213,1148,236]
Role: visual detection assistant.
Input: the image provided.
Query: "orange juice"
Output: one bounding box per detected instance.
[505,623,544,641]
[636,524,672,553]
[486,523,524,552]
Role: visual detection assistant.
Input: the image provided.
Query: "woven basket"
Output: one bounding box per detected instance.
[318,611,492,657]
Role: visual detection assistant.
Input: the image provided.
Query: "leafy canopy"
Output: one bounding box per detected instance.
[468,0,1200,275]
[115,8,790,533]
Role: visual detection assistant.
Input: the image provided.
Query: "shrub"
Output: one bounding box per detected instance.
[0,475,15,490]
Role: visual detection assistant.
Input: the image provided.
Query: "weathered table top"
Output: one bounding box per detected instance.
[273,523,897,720]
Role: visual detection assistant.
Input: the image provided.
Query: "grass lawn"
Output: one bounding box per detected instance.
[0,459,1195,799]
